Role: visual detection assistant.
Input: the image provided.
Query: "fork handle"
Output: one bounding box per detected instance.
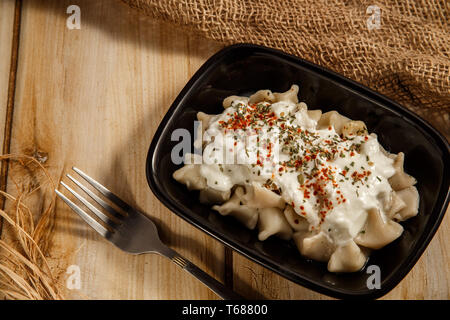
[158,247,244,300]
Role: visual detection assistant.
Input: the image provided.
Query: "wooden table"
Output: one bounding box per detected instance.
[0,0,448,299]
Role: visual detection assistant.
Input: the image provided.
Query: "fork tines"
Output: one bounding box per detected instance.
[55,167,128,237]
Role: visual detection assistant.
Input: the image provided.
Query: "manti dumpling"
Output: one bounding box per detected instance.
[258,207,293,241]
[243,183,285,209]
[355,208,403,250]
[293,230,335,263]
[328,241,368,273]
[388,152,417,191]
[212,186,259,229]
[172,154,206,191]
[316,110,351,134]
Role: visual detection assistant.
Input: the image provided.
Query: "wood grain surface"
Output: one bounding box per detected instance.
[0,0,448,300]
[0,0,16,147]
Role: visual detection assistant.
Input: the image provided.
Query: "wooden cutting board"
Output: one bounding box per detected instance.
[0,0,448,299]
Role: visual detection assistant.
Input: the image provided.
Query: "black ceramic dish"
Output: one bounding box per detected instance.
[146,44,450,299]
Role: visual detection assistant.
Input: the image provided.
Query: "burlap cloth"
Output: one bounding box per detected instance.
[122,0,449,134]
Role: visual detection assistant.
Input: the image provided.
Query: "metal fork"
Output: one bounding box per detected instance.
[55,167,242,300]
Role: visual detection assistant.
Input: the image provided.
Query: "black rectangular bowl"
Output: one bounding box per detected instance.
[146,44,450,299]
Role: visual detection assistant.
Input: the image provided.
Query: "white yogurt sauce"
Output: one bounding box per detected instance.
[198,99,396,246]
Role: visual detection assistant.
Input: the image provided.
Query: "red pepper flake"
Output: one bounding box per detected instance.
[303,189,311,199]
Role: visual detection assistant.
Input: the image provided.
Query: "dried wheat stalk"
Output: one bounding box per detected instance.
[0,154,64,300]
